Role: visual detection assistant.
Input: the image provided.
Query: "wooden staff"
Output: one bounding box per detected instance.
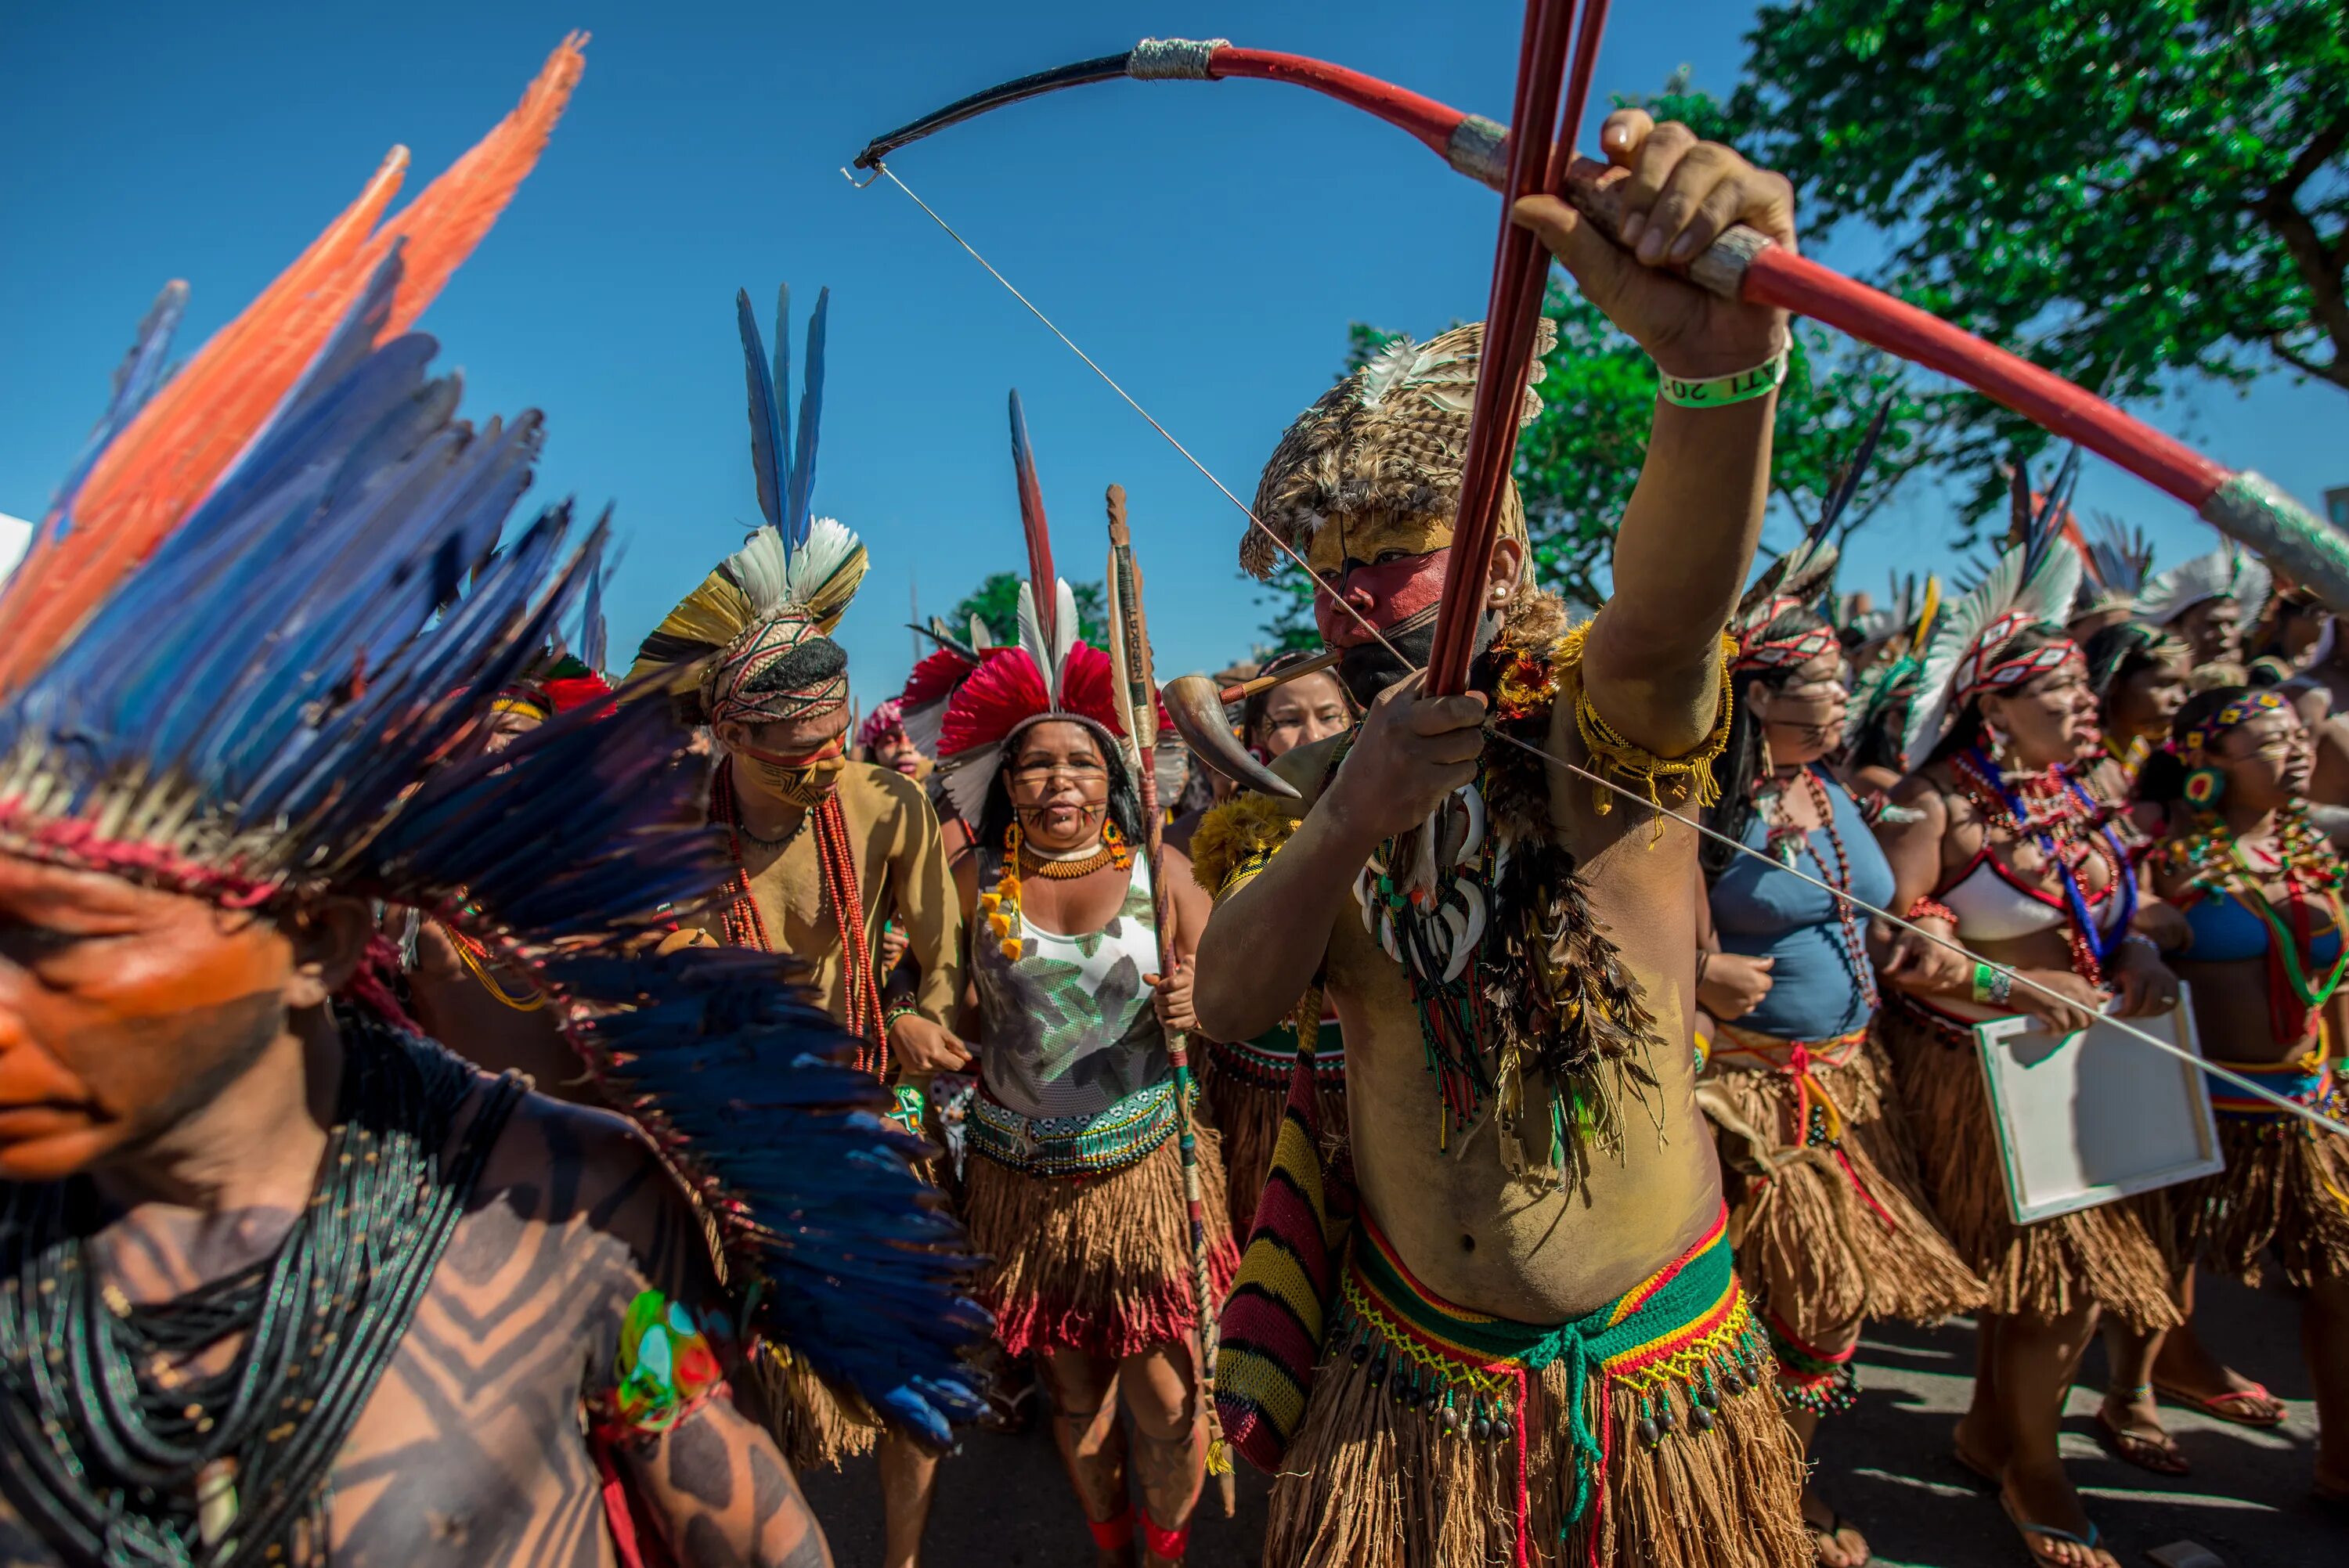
[1103,482,1236,1509]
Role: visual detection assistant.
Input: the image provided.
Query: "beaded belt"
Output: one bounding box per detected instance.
[968,1080,1185,1178]
[1204,1022,1347,1092]
[2204,1051,2336,1121]
[1330,1206,1764,1559]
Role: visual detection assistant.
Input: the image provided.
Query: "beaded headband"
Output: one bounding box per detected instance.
[1734,600,1839,673]
[2178,688,2289,762]
[1957,611,2077,702]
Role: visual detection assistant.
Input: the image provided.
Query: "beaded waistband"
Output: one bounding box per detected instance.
[1204,1024,1347,1091]
[2204,1052,2337,1121]
[1331,1206,1763,1558]
[968,1080,1185,1177]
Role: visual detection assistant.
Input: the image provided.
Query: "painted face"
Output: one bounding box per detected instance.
[1748,651,1848,766]
[1005,719,1112,852]
[1253,671,1352,761]
[720,704,853,800]
[0,854,295,1181]
[2178,596,2243,667]
[1982,652,2100,769]
[2217,708,2313,809]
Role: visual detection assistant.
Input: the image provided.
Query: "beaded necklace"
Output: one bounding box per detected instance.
[1771,766,1879,1012]
[1953,746,2135,983]
[0,1016,521,1568]
[980,819,1132,958]
[710,762,886,1069]
[2167,805,2349,1040]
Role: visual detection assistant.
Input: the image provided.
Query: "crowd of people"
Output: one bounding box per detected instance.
[2,34,2344,1568]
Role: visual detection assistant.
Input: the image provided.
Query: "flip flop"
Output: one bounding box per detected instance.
[2093,1407,2191,1477]
[1999,1491,2111,1568]
[2151,1379,2288,1428]
[1802,1508,1872,1567]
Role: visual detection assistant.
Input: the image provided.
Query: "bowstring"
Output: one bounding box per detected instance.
[852,160,2349,1141]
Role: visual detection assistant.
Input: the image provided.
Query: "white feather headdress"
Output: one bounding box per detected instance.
[1902,536,2083,767]
[2134,541,2271,629]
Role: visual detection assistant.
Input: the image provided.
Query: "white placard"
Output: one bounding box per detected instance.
[1971,985,2224,1225]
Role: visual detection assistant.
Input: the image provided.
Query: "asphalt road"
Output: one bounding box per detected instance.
[801,1273,2339,1567]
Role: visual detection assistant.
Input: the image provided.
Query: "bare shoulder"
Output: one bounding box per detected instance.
[859,761,936,820]
[471,1087,704,1278]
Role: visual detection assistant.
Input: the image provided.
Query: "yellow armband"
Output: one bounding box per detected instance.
[1553,622,1735,840]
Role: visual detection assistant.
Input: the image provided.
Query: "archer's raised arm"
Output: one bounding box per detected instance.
[1515,108,1799,759]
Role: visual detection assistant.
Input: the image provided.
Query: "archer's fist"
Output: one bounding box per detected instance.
[1324,671,1487,847]
[1512,108,1795,380]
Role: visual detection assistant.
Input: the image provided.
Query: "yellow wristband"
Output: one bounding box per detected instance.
[1657,349,1789,409]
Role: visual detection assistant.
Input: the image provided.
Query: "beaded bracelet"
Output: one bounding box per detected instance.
[1656,347,1789,409]
[1906,896,1958,927]
[882,1004,922,1035]
[1968,962,2014,1007]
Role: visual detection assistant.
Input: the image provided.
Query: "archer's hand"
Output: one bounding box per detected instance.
[1323,672,1488,847]
[889,1012,972,1072]
[1512,108,1795,379]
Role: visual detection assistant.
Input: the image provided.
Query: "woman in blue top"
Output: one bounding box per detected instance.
[2122,687,2349,1501]
[1699,599,1986,1568]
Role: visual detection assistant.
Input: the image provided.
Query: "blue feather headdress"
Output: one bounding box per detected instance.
[626,286,869,712]
[0,194,983,1442]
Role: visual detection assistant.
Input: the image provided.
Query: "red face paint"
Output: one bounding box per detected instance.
[1315,550,1452,648]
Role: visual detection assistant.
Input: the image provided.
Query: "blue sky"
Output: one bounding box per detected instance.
[4,1,2341,699]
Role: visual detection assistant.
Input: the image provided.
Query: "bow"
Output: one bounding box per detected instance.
[854,27,2349,619]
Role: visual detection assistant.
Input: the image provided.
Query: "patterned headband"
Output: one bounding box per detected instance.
[702,611,848,727]
[1958,612,2077,703]
[1734,600,1839,673]
[2179,689,2289,762]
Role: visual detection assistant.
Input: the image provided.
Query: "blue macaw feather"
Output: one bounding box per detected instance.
[1816,398,1893,542]
[43,280,189,547]
[5,256,992,1445]
[580,556,607,672]
[772,283,793,545]
[785,287,828,546]
[2020,442,2085,582]
[737,289,787,534]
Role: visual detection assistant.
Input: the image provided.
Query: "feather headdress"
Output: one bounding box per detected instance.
[1902,466,2084,766]
[2075,510,2155,615]
[1733,403,1889,671]
[628,285,869,722]
[1843,575,1940,748]
[897,632,992,768]
[2135,540,2271,629]
[1243,317,1558,580]
[0,80,983,1444]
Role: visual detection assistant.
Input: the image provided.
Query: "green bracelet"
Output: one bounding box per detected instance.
[1656,348,1789,409]
[1969,961,1995,1004]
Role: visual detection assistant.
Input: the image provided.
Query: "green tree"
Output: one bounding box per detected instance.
[1727,1,2349,509]
[1259,282,1954,646]
[951,571,1108,647]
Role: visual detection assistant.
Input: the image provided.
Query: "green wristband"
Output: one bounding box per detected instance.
[1970,961,1995,1004]
[1657,349,1789,409]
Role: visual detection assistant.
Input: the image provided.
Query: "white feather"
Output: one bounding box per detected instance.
[783,516,864,608]
[1016,581,1051,693]
[1050,579,1080,700]
[939,744,999,826]
[1902,536,2084,766]
[721,526,792,618]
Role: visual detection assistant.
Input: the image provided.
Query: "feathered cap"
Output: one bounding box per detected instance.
[1901,478,2084,766]
[1243,318,1559,580]
[933,579,1146,822]
[628,286,870,726]
[897,622,988,764]
[0,51,984,1443]
[2135,540,2271,629]
[2073,510,2155,618]
[1843,576,1940,749]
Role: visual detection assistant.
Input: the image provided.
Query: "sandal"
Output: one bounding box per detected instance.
[1998,1491,2112,1568]
[2151,1379,2287,1427]
[1802,1507,1871,1567]
[2094,1404,2190,1477]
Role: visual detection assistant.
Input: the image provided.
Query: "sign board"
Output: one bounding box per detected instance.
[1972,987,2223,1225]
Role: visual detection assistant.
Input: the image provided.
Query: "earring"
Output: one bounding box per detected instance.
[2183,767,2226,809]
[1981,718,2010,763]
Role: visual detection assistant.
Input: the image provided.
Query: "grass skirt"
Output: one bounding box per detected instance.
[1882,1000,2181,1330]
[1201,1029,1348,1239]
[2168,1062,2349,1287]
[749,1350,882,1470]
[1264,1212,1807,1568]
[964,1123,1239,1360]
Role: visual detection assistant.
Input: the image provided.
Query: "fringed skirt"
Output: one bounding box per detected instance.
[1201,1020,1348,1238]
[962,1083,1239,1361]
[750,1349,882,1471]
[2168,1054,2349,1288]
[1265,1209,1808,1568]
[1704,1022,1987,1415]
[1882,999,2181,1330]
